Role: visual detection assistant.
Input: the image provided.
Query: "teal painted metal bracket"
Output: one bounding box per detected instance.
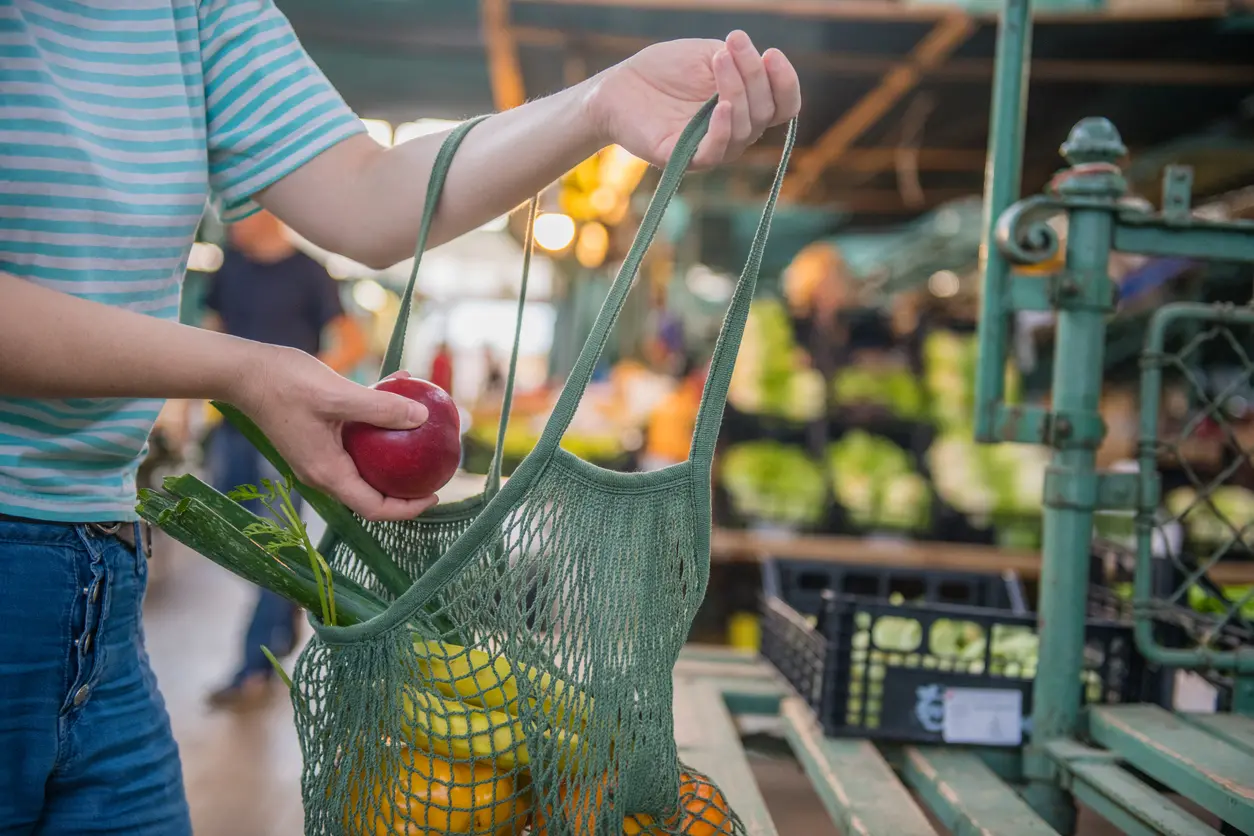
[1043,469,1152,511]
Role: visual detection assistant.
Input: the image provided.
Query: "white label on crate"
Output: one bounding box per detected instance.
[942,688,1023,746]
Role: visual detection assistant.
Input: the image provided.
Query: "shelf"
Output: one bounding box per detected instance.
[708,527,1254,585]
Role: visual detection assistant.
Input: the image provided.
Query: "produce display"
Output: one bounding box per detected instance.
[920,329,1020,431]
[830,363,925,420]
[926,433,1050,522]
[727,298,825,422]
[826,431,931,532]
[343,375,462,499]
[1165,485,1254,547]
[720,441,827,528]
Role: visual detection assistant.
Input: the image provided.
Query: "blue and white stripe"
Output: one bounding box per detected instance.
[0,0,365,521]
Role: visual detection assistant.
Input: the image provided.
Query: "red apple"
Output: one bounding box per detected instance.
[342,376,462,499]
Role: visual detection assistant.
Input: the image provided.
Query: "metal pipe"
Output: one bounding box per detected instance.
[972,0,1033,441]
[1023,197,1117,834]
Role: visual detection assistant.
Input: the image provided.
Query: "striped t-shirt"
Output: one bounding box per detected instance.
[0,0,365,522]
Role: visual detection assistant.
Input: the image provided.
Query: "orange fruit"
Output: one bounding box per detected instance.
[343,747,474,835]
[468,761,532,836]
[675,773,730,836]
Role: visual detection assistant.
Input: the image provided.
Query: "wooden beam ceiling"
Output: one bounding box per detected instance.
[512,0,1229,22]
[783,14,976,201]
[481,0,527,110]
[511,27,1254,86]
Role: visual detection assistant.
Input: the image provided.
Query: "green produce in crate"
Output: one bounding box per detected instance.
[1166,485,1254,547]
[845,612,1105,726]
[728,298,824,421]
[921,329,1021,430]
[1187,584,1254,620]
[831,365,926,419]
[720,440,827,526]
[827,431,931,531]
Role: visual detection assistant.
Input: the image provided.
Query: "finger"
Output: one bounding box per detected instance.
[693,100,734,169]
[712,47,752,156]
[726,31,775,134]
[304,451,436,522]
[335,386,428,429]
[763,48,802,124]
[371,495,440,522]
[298,452,391,518]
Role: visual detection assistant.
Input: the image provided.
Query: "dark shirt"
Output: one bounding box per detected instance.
[205,248,343,355]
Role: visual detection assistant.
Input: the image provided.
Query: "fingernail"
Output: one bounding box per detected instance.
[409,403,429,424]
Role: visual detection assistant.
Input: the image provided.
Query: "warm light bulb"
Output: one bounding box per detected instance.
[589,186,617,216]
[533,213,576,252]
[575,221,609,268]
[352,279,389,312]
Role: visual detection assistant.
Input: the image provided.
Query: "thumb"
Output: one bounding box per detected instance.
[338,386,428,430]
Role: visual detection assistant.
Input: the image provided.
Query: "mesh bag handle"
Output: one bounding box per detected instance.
[313,98,797,641]
[510,100,794,469]
[305,120,537,570]
[377,115,536,499]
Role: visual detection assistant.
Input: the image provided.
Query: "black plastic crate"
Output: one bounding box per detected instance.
[762,558,1017,617]
[760,560,1145,745]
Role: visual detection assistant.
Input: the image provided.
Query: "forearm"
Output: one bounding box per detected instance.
[0,272,268,402]
[258,80,606,268]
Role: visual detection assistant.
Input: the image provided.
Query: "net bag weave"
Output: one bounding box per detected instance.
[299,101,793,836]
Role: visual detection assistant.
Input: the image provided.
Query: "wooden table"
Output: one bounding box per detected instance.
[671,645,1254,835]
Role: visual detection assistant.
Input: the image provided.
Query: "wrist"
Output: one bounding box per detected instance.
[214,338,280,411]
[570,73,614,154]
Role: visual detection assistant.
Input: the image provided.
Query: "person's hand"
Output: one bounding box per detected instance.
[230,349,439,521]
[588,30,801,169]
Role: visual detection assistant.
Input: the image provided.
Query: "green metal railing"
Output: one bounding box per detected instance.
[971,0,1254,829]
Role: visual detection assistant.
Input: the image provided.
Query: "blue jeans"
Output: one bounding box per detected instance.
[0,518,191,835]
[209,424,301,683]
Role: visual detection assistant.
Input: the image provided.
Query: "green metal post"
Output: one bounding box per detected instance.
[1022,122,1128,833]
[973,0,1033,442]
[1235,677,1254,717]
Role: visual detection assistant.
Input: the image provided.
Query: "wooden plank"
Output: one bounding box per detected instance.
[673,678,779,836]
[480,0,526,110]
[1180,712,1254,759]
[512,0,1229,22]
[783,13,976,201]
[512,28,1254,87]
[679,643,760,666]
[708,527,1254,585]
[1048,741,1223,836]
[902,747,1058,836]
[780,698,938,836]
[1088,704,1254,833]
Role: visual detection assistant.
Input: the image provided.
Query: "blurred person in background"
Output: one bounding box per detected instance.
[201,210,367,709]
[430,339,455,395]
[0,0,799,825]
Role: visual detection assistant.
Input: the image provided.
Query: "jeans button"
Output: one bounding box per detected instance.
[73,684,90,707]
[81,632,94,654]
[90,584,100,603]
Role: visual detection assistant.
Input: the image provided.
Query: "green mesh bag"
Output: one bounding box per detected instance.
[248,101,791,835]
